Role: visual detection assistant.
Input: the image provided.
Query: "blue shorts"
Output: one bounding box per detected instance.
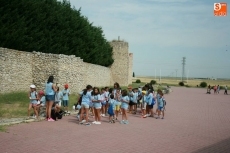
[89,102,93,108]
[121,103,129,110]
[81,102,89,109]
[158,106,164,111]
[62,100,69,107]
[101,101,106,106]
[94,102,102,109]
[46,95,55,101]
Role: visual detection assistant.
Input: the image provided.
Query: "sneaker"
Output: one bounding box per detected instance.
[115,118,117,120]
[120,120,125,124]
[109,121,113,123]
[124,120,129,124]
[112,119,115,123]
[161,117,164,119]
[48,118,55,121]
[82,120,86,123]
[84,122,91,126]
[102,114,105,117]
[95,122,101,125]
[92,121,97,124]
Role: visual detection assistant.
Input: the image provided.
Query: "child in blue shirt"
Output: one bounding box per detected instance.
[91,87,102,125]
[156,92,165,119]
[132,88,138,114]
[120,89,130,124]
[62,84,70,112]
[100,88,107,117]
[141,91,147,118]
[108,94,116,123]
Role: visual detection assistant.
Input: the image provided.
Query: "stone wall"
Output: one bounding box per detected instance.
[0,40,133,94]
[0,48,33,93]
[128,53,133,85]
[110,41,130,86]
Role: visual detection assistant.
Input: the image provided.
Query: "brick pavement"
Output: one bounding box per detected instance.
[0,87,230,153]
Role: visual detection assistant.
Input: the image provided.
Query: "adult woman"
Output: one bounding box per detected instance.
[45,76,57,121]
[113,82,120,97]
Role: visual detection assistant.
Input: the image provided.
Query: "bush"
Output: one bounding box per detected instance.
[150,80,156,85]
[136,79,141,83]
[179,81,184,86]
[200,82,207,88]
[220,86,225,90]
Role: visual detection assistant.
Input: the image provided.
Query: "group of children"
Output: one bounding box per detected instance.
[76,82,166,126]
[28,82,166,124]
[28,84,71,119]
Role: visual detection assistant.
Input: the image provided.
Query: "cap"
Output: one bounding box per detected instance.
[30,85,36,88]
[64,84,69,88]
[39,90,44,95]
[142,91,146,94]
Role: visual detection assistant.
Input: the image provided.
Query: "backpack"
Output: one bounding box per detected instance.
[78,96,82,105]
[108,104,114,115]
[151,97,156,105]
[163,99,166,106]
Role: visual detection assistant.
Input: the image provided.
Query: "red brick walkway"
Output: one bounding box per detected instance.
[0,87,230,153]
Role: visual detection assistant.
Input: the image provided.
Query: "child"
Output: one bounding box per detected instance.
[62,84,70,112]
[141,91,147,118]
[147,89,155,117]
[104,87,110,116]
[132,88,138,114]
[156,92,165,119]
[89,87,94,118]
[115,88,122,120]
[108,94,116,123]
[76,90,84,120]
[91,87,102,124]
[128,87,134,113]
[120,89,130,124]
[100,88,107,117]
[28,85,39,119]
[155,89,162,114]
[79,85,92,126]
[55,87,62,107]
[36,90,46,115]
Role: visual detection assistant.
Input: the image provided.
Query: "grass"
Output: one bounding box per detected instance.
[0,81,180,118]
[135,77,230,88]
[0,91,79,118]
[0,92,29,118]
[0,125,8,132]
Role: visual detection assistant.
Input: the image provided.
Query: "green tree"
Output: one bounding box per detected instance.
[0,0,114,66]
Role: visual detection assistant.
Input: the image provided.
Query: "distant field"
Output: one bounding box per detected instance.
[134,76,230,87]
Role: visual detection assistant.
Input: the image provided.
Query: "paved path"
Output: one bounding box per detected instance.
[0,87,230,153]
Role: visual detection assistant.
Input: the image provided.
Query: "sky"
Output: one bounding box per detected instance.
[67,0,230,79]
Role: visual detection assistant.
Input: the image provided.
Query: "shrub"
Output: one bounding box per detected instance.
[200,82,207,88]
[150,80,157,85]
[136,79,141,83]
[220,86,225,90]
[179,81,184,86]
